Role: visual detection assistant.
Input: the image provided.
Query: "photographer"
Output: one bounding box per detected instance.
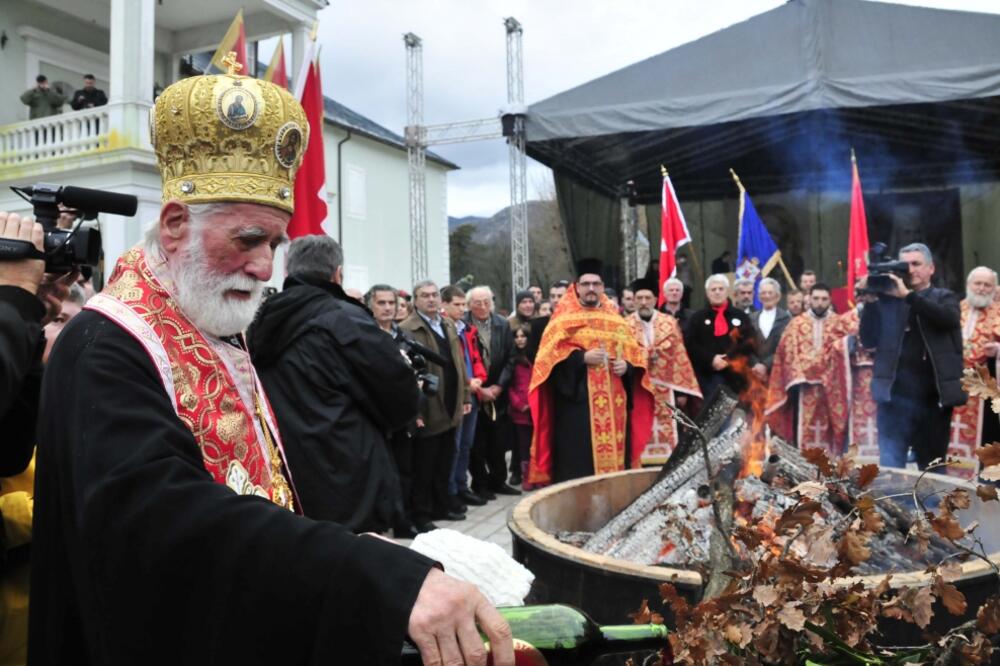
[859,242,966,469]
[0,212,59,478]
[247,236,420,532]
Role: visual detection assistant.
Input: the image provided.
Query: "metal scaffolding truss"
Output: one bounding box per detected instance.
[404,18,529,301]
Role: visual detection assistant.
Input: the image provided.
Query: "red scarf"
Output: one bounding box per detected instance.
[712,303,729,336]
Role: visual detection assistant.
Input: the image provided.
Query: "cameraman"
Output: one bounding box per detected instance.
[0,212,62,477]
[247,236,420,532]
[859,242,966,469]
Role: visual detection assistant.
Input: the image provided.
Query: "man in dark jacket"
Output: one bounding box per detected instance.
[70,74,108,110]
[19,75,65,119]
[684,273,758,399]
[400,281,471,531]
[859,242,966,469]
[248,235,420,532]
[751,277,792,380]
[464,286,519,494]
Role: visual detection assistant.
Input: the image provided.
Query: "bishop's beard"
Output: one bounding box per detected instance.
[171,234,264,337]
[968,292,994,310]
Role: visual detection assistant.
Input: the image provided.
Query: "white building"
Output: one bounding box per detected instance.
[0,0,454,292]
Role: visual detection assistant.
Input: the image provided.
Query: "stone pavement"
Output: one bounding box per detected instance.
[392,488,536,555]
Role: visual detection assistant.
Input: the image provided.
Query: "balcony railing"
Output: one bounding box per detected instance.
[0,107,111,168]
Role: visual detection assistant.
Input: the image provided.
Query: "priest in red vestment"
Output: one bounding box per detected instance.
[765,284,848,455]
[947,267,1000,479]
[625,278,701,466]
[527,259,652,486]
[825,302,880,462]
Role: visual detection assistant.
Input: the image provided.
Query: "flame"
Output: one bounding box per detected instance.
[725,335,769,478]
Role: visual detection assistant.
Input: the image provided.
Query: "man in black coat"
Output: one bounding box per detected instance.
[464,285,519,495]
[859,242,966,469]
[527,279,568,361]
[70,74,108,110]
[248,235,420,532]
[684,273,759,399]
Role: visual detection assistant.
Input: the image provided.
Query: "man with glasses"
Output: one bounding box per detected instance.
[526,259,651,485]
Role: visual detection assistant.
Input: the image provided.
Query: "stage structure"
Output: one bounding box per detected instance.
[405,18,530,301]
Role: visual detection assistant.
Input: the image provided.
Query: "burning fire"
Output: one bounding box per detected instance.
[727,328,769,478]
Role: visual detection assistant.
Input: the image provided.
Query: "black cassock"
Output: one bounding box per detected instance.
[549,350,633,482]
[29,311,435,666]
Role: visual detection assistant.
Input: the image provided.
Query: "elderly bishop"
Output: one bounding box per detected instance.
[29,63,512,666]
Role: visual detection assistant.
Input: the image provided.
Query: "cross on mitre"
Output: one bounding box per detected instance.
[221,52,243,75]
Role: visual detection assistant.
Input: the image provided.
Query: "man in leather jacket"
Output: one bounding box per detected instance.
[859,242,966,469]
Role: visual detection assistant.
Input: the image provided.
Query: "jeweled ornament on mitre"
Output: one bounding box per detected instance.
[150,52,309,213]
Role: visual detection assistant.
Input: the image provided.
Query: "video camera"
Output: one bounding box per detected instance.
[398,337,445,397]
[865,242,910,295]
[1,183,138,274]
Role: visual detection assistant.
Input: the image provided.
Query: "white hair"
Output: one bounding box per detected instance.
[705,273,730,291]
[967,266,998,285]
[758,277,782,295]
[467,285,494,303]
[144,202,233,252]
[663,277,684,290]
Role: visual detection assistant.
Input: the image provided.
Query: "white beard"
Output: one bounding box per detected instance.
[968,292,995,310]
[171,234,264,337]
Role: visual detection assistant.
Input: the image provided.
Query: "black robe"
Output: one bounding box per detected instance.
[247,275,420,532]
[29,310,435,666]
[549,350,633,482]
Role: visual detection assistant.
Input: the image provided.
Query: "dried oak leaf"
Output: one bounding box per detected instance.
[775,500,822,534]
[932,574,968,616]
[628,599,664,625]
[975,442,1000,468]
[802,447,834,476]
[976,484,999,502]
[855,495,885,534]
[837,444,859,477]
[958,632,994,665]
[804,525,838,567]
[963,366,1000,400]
[723,622,753,648]
[856,463,879,489]
[838,530,872,567]
[938,561,964,582]
[777,604,807,632]
[658,583,689,629]
[928,509,966,541]
[733,524,762,550]
[980,464,1000,482]
[976,595,1000,634]
[889,586,935,629]
[908,520,932,556]
[790,480,827,500]
[753,584,779,607]
[945,488,972,512]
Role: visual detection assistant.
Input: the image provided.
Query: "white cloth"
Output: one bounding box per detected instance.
[409,529,534,607]
[759,307,776,339]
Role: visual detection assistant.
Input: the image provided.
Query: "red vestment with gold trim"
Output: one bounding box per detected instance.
[527,286,652,486]
[765,311,847,455]
[86,247,296,510]
[825,308,880,462]
[626,311,701,466]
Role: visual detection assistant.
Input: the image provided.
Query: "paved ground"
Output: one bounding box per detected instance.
[392,487,536,555]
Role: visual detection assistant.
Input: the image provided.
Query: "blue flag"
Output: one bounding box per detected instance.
[735,189,780,309]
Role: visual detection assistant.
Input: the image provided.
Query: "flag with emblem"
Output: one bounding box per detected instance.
[657,169,692,306]
[263,36,288,89]
[732,169,781,309]
[210,9,248,74]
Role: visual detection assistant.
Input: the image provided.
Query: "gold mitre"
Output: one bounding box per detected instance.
[150,53,309,214]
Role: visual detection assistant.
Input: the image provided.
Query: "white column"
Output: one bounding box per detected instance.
[290,23,312,93]
[108,0,155,148]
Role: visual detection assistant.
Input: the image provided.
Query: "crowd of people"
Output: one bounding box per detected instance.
[3,61,1000,666]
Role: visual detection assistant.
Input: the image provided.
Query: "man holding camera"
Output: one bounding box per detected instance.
[400,281,471,531]
[247,235,419,533]
[859,243,966,470]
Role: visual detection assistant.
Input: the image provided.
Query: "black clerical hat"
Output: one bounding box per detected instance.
[629,277,658,298]
[575,257,604,279]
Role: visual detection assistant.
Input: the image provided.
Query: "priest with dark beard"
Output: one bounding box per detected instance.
[526,259,651,485]
[28,63,512,666]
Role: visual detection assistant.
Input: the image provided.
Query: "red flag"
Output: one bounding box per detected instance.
[657,172,692,306]
[287,59,328,239]
[210,10,248,74]
[263,37,288,89]
[845,151,870,306]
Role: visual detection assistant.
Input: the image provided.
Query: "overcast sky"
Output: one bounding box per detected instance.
[298,0,1000,218]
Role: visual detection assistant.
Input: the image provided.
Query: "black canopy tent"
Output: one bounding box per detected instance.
[525,0,1000,291]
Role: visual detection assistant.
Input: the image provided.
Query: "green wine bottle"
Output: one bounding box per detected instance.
[400,603,672,665]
